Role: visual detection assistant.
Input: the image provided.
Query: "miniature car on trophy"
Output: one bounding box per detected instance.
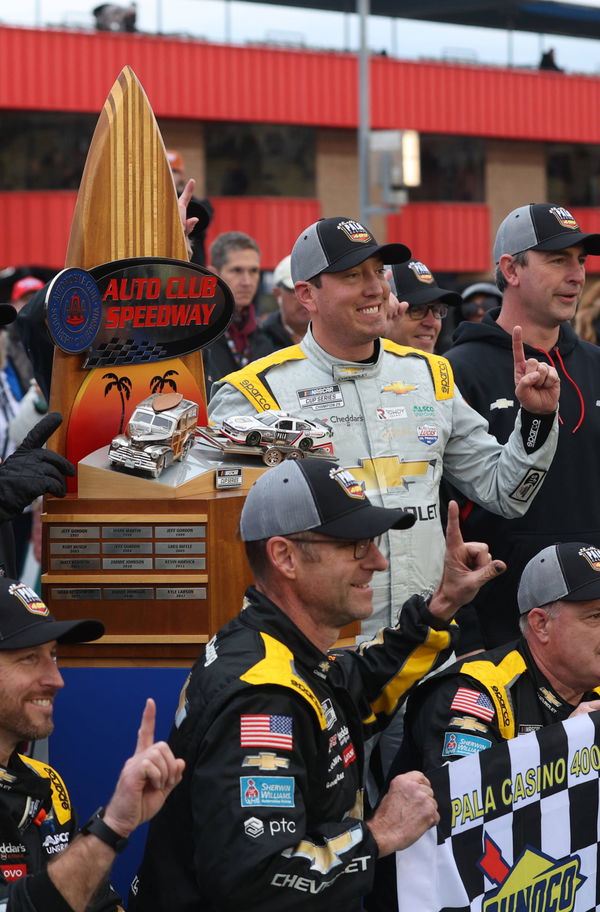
[219,410,333,451]
[108,392,198,478]
[196,410,335,466]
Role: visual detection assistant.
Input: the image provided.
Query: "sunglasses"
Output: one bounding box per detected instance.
[406,302,448,321]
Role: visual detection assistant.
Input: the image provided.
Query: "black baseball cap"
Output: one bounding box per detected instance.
[493,204,600,263]
[291,217,411,284]
[391,260,462,308]
[0,305,16,327]
[517,542,600,614]
[240,459,415,541]
[0,579,104,649]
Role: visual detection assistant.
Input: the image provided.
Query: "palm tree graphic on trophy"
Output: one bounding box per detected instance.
[103,373,133,434]
[150,369,179,394]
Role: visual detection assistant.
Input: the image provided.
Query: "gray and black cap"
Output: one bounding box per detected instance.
[240,458,415,541]
[517,542,600,614]
[291,217,410,284]
[493,204,600,263]
[391,260,462,308]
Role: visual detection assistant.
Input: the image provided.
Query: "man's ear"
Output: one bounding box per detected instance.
[266,536,299,580]
[294,281,318,315]
[526,607,552,643]
[498,254,521,288]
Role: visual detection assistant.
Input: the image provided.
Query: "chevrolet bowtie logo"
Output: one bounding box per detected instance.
[242,753,290,771]
[381,382,418,395]
[345,455,436,491]
[490,398,514,410]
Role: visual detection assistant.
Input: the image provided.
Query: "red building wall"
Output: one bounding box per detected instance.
[3,26,600,141]
[3,27,600,272]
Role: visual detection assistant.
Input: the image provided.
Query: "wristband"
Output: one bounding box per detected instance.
[80,806,129,853]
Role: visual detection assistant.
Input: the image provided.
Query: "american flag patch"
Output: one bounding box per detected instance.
[450,688,495,722]
[240,715,293,750]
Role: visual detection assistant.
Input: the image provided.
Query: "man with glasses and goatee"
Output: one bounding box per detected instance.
[129,459,505,912]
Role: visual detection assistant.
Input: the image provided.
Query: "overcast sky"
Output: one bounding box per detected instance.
[3,0,600,73]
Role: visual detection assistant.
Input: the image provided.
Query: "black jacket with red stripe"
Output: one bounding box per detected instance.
[446,309,600,648]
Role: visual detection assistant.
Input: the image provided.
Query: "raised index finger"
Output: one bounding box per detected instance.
[512,325,525,371]
[444,500,464,551]
[179,177,195,209]
[135,697,156,755]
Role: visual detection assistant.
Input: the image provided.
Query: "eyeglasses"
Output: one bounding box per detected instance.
[406,302,448,321]
[285,536,382,560]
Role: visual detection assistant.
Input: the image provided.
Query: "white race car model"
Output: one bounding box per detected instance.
[219,410,333,453]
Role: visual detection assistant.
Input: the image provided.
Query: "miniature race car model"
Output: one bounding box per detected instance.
[219,410,333,451]
[108,392,198,478]
[196,410,335,466]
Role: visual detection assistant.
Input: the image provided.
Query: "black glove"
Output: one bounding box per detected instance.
[0,412,75,522]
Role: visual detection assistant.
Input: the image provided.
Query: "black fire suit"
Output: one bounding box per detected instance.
[397,638,600,773]
[365,639,600,912]
[128,587,457,912]
[0,752,119,912]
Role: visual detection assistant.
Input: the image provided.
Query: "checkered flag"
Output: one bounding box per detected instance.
[396,711,600,911]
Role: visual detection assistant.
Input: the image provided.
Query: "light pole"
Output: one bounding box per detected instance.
[358,0,370,228]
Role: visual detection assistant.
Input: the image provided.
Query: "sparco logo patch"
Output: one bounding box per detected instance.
[526,418,541,449]
[438,359,450,396]
[490,686,510,726]
[238,379,271,411]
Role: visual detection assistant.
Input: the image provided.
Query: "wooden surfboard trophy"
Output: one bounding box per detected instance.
[42,67,254,664]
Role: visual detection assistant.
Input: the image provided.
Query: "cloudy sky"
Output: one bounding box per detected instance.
[3,0,600,73]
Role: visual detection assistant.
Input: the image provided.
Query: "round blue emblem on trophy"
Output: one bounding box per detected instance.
[45,268,103,354]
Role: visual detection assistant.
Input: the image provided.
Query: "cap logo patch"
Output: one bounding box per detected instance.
[336,220,372,244]
[329,467,366,500]
[8,584,49,617]
[549,206,578,230]
[408,260,434,284]
[578,545,600,571]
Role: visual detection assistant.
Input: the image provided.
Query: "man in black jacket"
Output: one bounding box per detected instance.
[366,540,600,912]
[203,232,273,396]
[0,579,184,912]
[128,458,504,912]
[447,203,600,649]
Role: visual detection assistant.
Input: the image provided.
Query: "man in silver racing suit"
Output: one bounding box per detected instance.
[209,217,560,639]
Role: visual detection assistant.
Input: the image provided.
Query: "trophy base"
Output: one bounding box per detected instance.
[78,443,266,499]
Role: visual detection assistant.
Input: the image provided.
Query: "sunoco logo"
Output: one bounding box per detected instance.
[479,833,585,912]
